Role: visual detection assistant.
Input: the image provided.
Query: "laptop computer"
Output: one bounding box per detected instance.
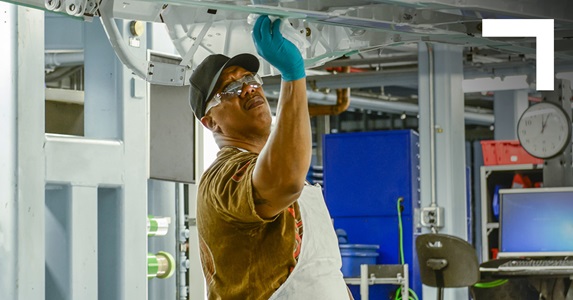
[490,187,573,273]
[498,187,573,258]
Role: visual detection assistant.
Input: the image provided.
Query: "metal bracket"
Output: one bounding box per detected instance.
[99,0,190,86]
[486,222,499,235]
[361,264,408,300]
[179,15,214,68]
[484,169,492,179]
[147,61,189,86]
[420,206,444,228]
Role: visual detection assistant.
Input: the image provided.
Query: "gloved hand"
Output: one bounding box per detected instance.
[252,15,305,82]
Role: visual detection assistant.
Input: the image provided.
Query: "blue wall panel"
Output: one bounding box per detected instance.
[323,130,418,217]
[323,130,422,299]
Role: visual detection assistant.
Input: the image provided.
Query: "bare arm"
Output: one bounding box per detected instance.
[252,78,311,218]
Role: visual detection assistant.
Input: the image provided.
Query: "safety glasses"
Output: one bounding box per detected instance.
[205,73,263,114]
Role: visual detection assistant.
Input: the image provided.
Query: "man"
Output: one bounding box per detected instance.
[189,15,350,299]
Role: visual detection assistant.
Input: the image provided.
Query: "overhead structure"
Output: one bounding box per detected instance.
[12,0,573,87]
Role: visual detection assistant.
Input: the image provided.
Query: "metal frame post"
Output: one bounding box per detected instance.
[0,4,46,300]
[418,42,468,300]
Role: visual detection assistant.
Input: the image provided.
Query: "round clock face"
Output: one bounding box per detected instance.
[517,101,572,159]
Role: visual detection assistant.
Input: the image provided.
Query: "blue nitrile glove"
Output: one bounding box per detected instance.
[252,15,305,82]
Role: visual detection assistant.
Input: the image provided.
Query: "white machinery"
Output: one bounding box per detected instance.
[11,0,573,86]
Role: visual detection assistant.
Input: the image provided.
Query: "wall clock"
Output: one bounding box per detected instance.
[517,101,572,159]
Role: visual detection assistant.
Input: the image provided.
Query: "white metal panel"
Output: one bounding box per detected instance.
[148,54,195,183]
[44,135,124,185]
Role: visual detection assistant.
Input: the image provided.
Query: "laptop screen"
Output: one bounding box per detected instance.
[498,187,573,258]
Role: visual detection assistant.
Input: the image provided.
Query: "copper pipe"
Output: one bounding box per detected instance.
[308,66,351,116]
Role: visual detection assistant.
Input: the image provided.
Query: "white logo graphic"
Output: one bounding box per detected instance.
[482,19,554,91]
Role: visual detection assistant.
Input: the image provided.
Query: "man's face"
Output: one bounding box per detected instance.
[202,65,272,139]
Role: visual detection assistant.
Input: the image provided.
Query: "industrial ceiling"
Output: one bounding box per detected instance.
[8,0,573,128]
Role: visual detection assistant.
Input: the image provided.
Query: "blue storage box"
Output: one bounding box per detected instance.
[340,244,380,278]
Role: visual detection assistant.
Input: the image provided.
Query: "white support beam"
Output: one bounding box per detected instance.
[463,75,531,93]
[70,185,98,300]
[44,135,124,185]
[0,4,19,299]
[84,18,150,299]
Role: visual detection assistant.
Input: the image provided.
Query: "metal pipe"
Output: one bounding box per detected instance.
[308,66,351,116]
[313,54,418,69]
[426,43,437,209]
[45,52,84,68]
[263,69,419,91]
[304,91,494,126]
[45,66,83,82]
[263,62,573,91]
[309,88,350,116]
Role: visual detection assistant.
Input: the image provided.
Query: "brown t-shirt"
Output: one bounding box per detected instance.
[197,147,303,300]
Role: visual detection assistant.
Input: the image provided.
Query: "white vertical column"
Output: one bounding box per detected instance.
[0,4,45,300]
[418,43,468,300]
[493,90,529,140]
[117,19,150,300]
[16,8,46,299]
[70,185,98,300]
[84,17,149,299]
[0,4,18,300]
[3,5,46,300]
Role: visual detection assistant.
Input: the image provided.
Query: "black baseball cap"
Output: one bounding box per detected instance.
[189,53,260,119]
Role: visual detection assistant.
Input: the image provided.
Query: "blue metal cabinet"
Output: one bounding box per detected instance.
[323,130,422,299]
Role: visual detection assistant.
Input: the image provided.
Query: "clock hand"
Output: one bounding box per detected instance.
[541,114,549,134]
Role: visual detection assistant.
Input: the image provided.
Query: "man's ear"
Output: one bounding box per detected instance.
[201,115,219,132]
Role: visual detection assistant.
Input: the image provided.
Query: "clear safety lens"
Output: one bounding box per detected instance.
[205,74,263,114]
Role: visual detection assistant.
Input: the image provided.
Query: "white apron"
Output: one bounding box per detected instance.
[268,184,350,300]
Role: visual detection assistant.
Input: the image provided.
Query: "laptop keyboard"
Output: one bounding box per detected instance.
[498,259,573,271]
